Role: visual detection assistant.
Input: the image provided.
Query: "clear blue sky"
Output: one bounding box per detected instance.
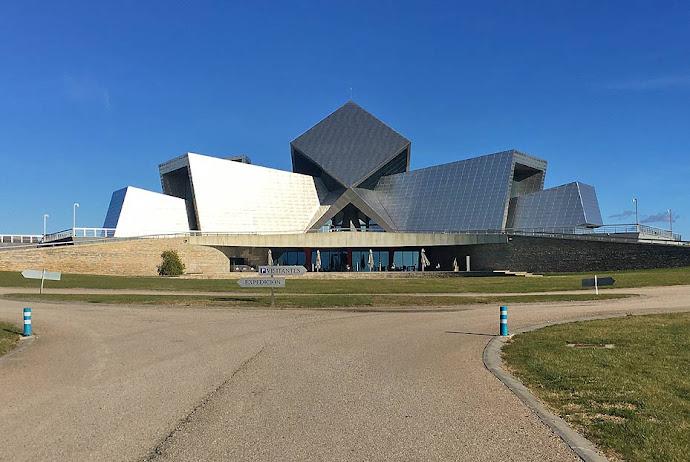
[1,1,688,237]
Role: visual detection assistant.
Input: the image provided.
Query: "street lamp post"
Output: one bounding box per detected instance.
[73,202,80,237]
[668,209,673,235]
[632,198,638,231]
[43,214,49,240]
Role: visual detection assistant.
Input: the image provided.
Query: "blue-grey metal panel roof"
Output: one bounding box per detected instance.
[352,187,398,231]
[291,101,410,188]
[373,151,516,232]
[577,182,603,226]
[508,181,603,229]
[103,187,127,228]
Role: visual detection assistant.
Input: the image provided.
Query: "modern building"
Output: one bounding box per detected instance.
[104,101,607,272]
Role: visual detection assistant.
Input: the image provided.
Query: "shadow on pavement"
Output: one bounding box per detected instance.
[445,331,495,337]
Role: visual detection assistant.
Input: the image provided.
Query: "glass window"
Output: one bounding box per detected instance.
[393,251,403,269]
[274,250,306,267]
[311,250,347,272]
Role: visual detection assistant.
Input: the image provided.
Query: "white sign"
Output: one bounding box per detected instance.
[22,269,62,281]
[238,277,286,288]
[259,266,307,276]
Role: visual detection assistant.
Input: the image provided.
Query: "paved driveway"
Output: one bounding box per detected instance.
[1,285,688,461]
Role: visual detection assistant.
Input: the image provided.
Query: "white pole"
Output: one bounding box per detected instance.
[40,269,45,294]
[466,255,471,272]
[594,275,599,296]
[73,202,79,237]
[43,214,49,240]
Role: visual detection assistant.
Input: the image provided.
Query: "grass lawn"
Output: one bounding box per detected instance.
[0,266,689,294]
[502,312,690,462]
[0,321,22,356]
[2,292,630,309]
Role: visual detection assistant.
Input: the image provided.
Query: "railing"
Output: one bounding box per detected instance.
[0,234,42,245]
[42,228,117,244]
[571,223,680,241]
[305,224,682,242]
[72,228,116,238]
[0,223,685,252]
[43,229,74,243]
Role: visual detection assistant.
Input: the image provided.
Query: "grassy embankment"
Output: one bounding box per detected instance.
[502,312,690,462]
[0,266,689,294]
[1,266,687,307]
[0,321,22,356]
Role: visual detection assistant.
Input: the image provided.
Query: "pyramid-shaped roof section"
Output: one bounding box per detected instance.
[291,101,411,188]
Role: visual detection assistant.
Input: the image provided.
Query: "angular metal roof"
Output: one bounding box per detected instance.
[372,151,518,232]
[291,101,410,188]
[507,182,603,229]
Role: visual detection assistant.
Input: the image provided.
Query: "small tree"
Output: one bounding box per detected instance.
[158,250,185,276]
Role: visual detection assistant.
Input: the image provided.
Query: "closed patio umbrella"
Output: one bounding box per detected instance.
[315,250,322,272]
[453,257,459,272]
[368,249,374,271]
[421,248,430,272]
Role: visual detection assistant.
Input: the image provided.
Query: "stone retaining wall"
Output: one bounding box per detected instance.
[0,239,229,277]
[1,235,688,277]
[466,235,690,273]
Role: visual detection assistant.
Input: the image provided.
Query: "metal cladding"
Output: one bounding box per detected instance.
[291,101,410,189]
[103,101,603,237]
[371,151,518,232]
[508,182,604,230]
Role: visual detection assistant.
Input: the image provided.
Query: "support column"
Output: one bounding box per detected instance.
[304,248,312,271]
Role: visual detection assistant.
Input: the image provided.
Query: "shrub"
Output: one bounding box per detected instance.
[158,250,185,276]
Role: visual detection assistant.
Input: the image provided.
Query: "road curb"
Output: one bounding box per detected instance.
[2,334,36,360]
[481,315,632,462]
[483,309,690,459]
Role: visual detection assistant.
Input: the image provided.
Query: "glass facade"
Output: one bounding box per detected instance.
[264,248,428,272]
[392,250,420,271]
[274,250,306,266]
[351,250,389,272]
[311,250,348,272]
[305,249,420,272]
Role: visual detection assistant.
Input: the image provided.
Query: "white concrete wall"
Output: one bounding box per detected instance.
[187,153,321,233]
[113,186,190,237]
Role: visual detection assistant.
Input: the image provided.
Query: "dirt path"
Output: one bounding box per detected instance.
[1,285,688,461]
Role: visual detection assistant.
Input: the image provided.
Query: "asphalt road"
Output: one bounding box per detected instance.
[1,285,689,461]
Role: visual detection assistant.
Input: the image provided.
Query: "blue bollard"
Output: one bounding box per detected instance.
[23,308,32,336]
[500,306,508,336]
